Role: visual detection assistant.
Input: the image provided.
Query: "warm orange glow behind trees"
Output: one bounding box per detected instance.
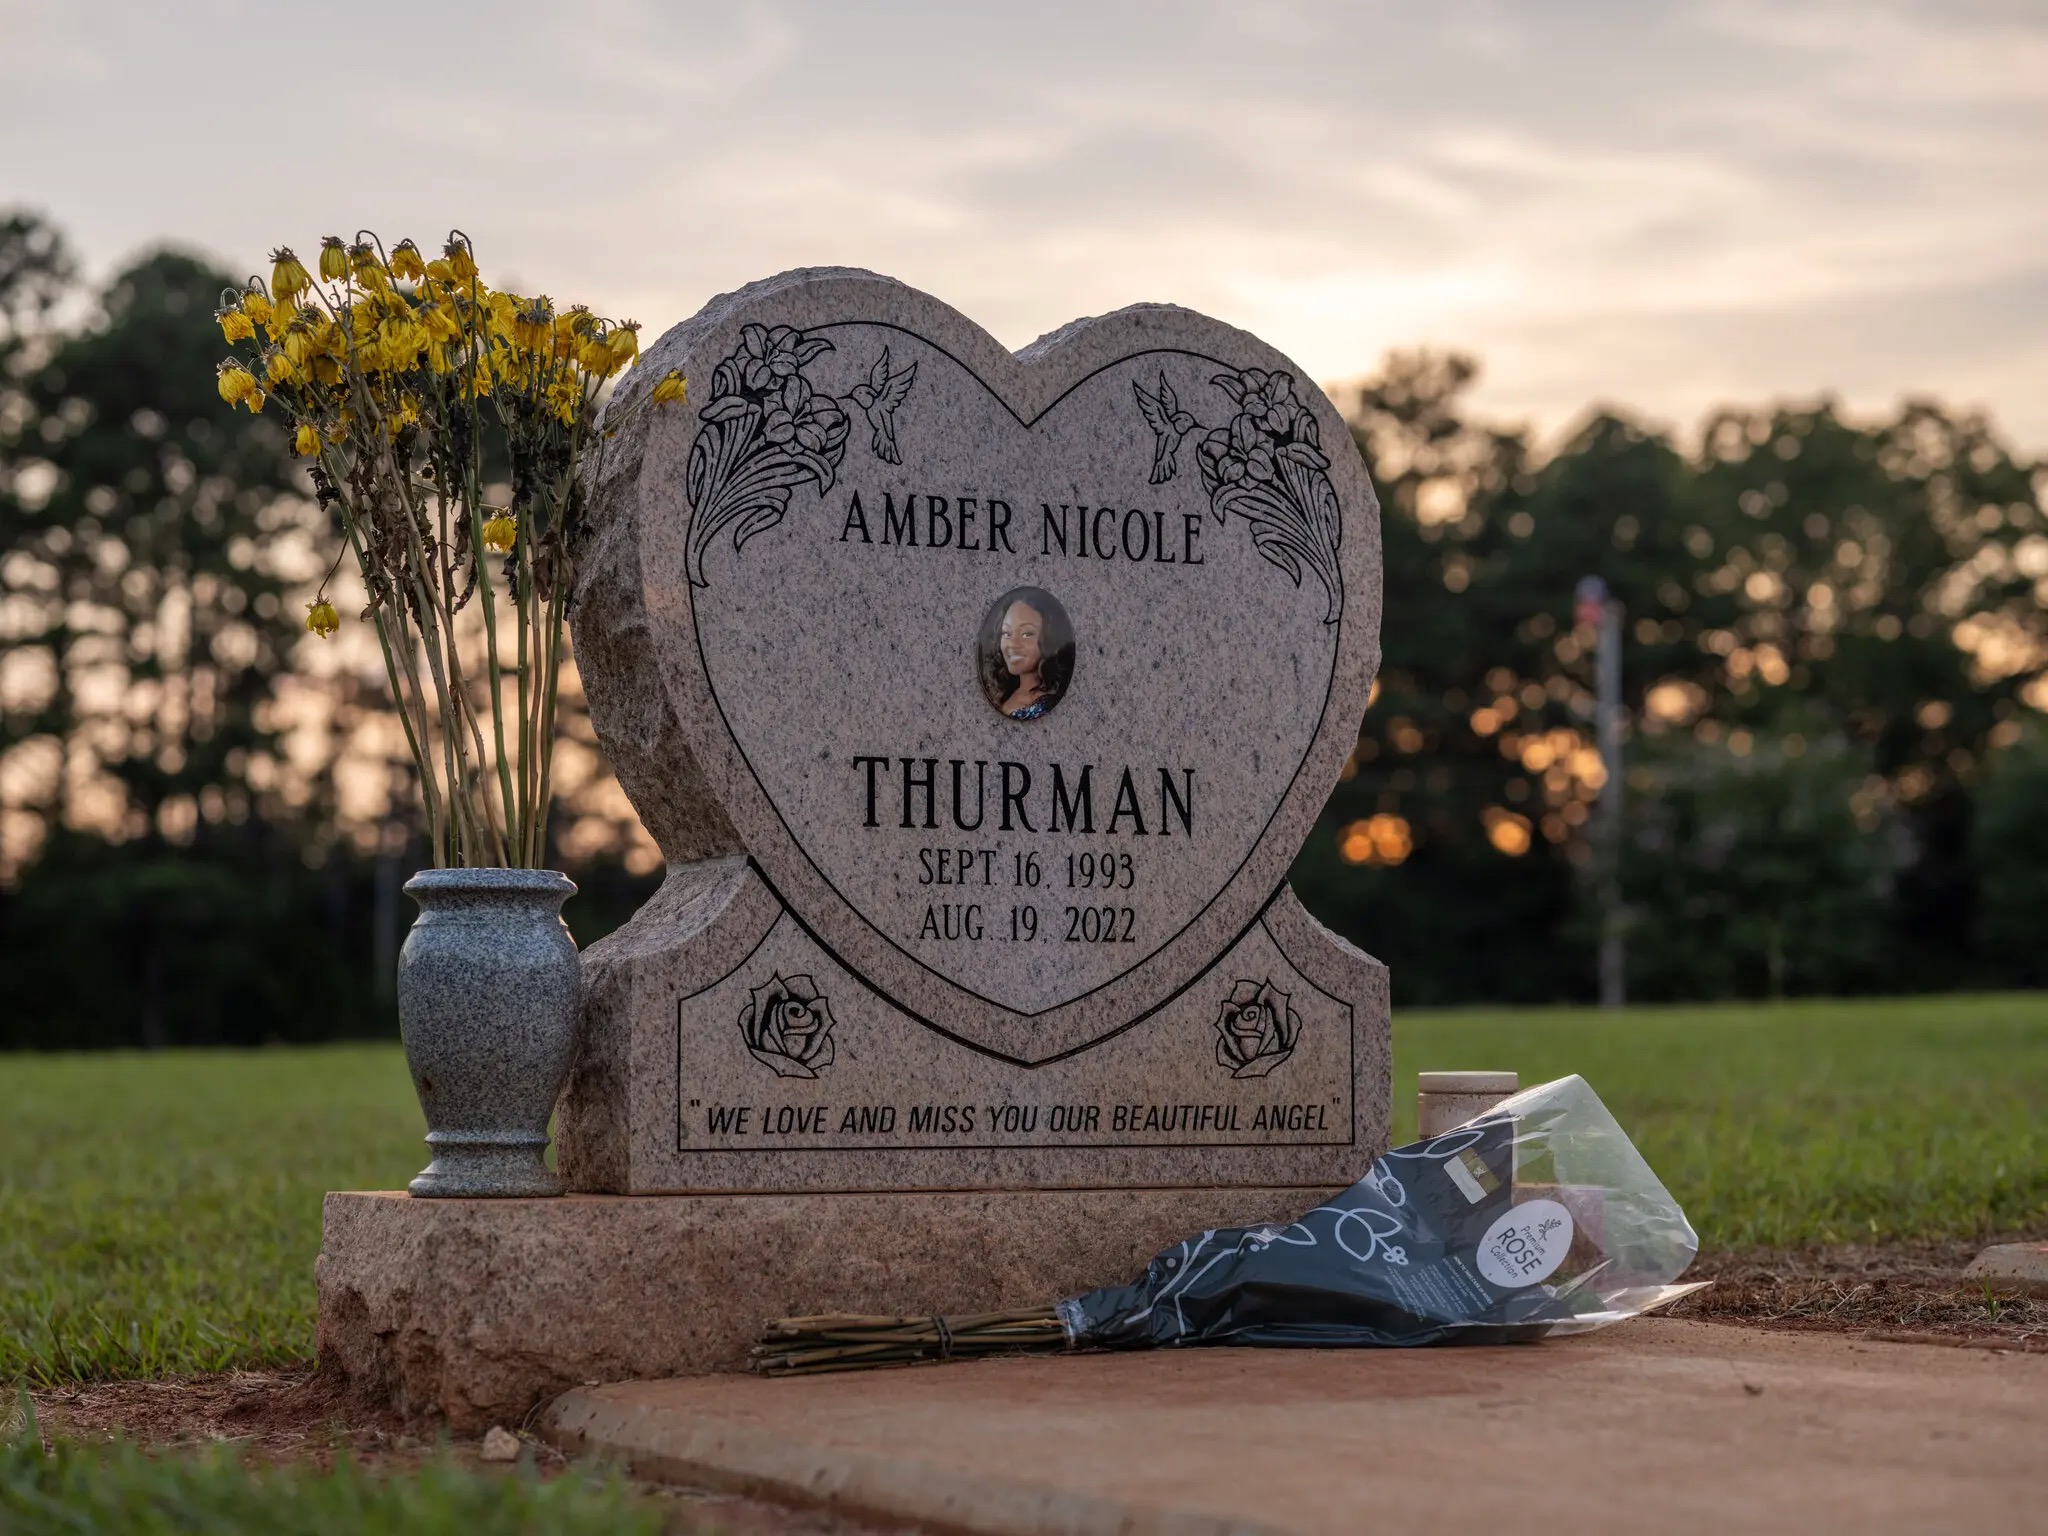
[1291,350,2047,1004]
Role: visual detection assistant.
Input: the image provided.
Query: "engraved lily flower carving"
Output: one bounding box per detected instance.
[756,373,850,464]
[1171,363,1344,623]
[684,322,908,587]
[713,322,834,403]
[1240,367,1305,437]
[760,374,813,444]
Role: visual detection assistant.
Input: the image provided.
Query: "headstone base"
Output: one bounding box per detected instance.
[561,864,1390,1196]
[315,1186,1333,1430]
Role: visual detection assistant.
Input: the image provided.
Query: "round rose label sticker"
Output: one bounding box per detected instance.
[1475,1198,1575,1289]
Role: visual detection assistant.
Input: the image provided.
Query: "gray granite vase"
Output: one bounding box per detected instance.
[397,868,580,1198]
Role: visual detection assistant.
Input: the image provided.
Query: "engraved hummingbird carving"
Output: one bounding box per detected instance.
[1132,371,1199,485]
[849,347,919,465]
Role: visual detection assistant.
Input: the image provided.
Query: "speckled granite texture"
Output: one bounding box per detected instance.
[316,1186,1328,1431]
[559,270,1392,1194]
[559,865,1389,1192]
[397,868,581,1197]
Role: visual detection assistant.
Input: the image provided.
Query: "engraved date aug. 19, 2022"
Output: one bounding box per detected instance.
[916,901,1137,945]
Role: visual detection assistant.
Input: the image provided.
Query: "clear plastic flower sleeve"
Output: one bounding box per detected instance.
[1059,1074,1705,1350]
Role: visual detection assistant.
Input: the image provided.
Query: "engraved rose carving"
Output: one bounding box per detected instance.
[1213,978,1301,1078]
[740,972,838,1079]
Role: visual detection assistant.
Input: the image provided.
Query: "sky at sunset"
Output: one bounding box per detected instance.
[5,0,2044,451]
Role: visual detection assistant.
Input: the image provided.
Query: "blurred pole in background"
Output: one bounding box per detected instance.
[1577,577,1626,1009]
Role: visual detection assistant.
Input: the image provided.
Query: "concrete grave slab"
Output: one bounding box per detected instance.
[1965,1241,2048,1297]
[543,1321,2048,1536]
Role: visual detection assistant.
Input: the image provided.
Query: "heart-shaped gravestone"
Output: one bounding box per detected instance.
[576,270,1380,1066]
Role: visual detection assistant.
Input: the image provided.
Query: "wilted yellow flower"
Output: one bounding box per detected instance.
[293,423,321,456]
[578,334,617,376]
[244,387,266,415]
[608,322,640,368]
[218,306,255,343]
[484,291,520,342]
[389,240,426,281]
[444,238,477,284]
[318,237,349,282]
[514,299,553,353]
[651,369,688,406]
[313,354,343,387]
[546,309,581,360]
[424,257,457,286]
[266,350,301,386]
[481,515,517,555]
[242,291,274,328]
[217,362,258,405]
[379,314,428,367]
[420,303,461,343]
[270,248,312,301]
[305,597,340,638]
[350,242,389,291]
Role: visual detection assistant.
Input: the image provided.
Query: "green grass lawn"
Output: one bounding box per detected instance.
[0,1405,662,1536]
[2,996,2043,1388]
[1393,994,2046,1248]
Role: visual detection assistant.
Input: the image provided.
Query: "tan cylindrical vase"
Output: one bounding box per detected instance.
[1416,1070,1519,1140]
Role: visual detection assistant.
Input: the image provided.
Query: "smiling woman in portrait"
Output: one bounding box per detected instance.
[977,586,1075,721]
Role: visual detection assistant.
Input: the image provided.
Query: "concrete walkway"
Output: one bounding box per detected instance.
[544,1319,2046,1536]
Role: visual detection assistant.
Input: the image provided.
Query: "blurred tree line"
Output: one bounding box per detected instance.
[2,212,2044,1046]
[1295,354,2048,1002]
[0,214,656,1049]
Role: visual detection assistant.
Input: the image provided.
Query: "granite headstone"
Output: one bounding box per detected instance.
[559,268,1389,1193]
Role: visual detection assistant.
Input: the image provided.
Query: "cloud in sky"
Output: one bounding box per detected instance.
[4,0,2043,448]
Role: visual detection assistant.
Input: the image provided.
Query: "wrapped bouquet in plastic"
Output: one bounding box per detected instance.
[753,1076,1705,1374]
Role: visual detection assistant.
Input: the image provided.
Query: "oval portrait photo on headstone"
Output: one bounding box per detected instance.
[978,585,1075,721]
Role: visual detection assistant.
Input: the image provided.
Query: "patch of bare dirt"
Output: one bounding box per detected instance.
[1667,1234,2047,1352]
[28,1368,393,1465]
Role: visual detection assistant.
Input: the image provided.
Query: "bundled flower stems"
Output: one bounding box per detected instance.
[212,233,689,869]
[755,1309,1070,1377]
[751,1075,1705,1377]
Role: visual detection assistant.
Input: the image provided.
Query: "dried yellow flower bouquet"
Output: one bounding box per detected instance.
[214,232,685,868]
